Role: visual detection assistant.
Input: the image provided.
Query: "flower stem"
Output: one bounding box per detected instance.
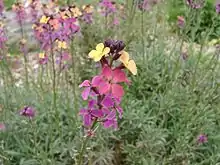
[77,136,89,165]
[19,21,29,88]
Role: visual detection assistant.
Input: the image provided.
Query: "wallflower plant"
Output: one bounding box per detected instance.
[78,39,137,165]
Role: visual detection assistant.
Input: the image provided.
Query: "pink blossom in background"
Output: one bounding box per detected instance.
[197,134,208,144]
[19,106,36,119]
[0,0,4,16]
[0,123,5,131]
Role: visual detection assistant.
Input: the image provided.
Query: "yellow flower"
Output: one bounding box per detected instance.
[57,40,67,49]
[88,43,110,62]
[69,6,82,17]
[208,39,219,46]
[40,15,50,24]
[119,51,137,75]
[39,52,45,59]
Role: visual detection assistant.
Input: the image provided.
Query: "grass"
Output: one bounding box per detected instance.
[1,0,220,165]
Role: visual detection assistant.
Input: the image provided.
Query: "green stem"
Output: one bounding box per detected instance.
[50,38,57,110]
[19,21,29,88]
[77,136,89,165]
[70,40,78,114]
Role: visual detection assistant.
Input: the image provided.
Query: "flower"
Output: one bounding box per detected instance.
[177,16,185,28]
[88,43,110,62]
[216,3,220,14]
[12,2,26,23]
[79,76,100,100]
[119,51,137,75]
[57,40,67,49]
[0,123,5,130]
[99,0,117,16]
[68,5,82,18]
[40,15,50,24]
[0,0,4,16]
[79,100,104,127]
[197,134,208,144]
[186,0,204,9]
[19,106,36,119]
[93,66,129,99]
[104,39,125,54]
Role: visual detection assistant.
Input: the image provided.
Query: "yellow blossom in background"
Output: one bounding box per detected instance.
[39,52,45,59]
[88,43,110,62]
[208,39,220,46]
[69,6,82,17]
[119,51,137,75]
[57,40,67,49]
[82,4,94,13]
[40,15,50,24]
[0,22,4,28]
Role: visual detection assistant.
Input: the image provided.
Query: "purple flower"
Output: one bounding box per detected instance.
[101,95,123,118]
[82,13,93,24]
[103,110,118,129]
[79,100,104,127]
[19,106,36,119]
[197,134,208,144]
[216,3,220,14]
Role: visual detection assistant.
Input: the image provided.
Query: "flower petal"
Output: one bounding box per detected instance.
[91,76,103,87]
[99,81,111,95]
[111,84,124,98]
[96,43,104,51]
[113,69,129,83]
[119,51,129,65]
[79,80,90,88]
[88,50,97,58]
[84,114,92,126]
[102,66,112,80]
[91,110,104,117]
[88,100,96,108]
[127,60,137,75]
[81,87,91,100]
[102,47,110,55]
[93,53,103,62]
[102,95,114,108]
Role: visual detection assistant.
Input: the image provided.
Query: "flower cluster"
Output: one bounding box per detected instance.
[186,0,204,9]
[99,0,116,16]
[33,6,80,65]
[79,40,137,135]
[12,2,26,24]
[81,4,94,24]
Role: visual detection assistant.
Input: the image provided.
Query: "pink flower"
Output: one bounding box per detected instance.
[197,134,208,144]
[19,106,36,119]
[79,76,100,100]
[0,0,4,16]
[113,17,120,26]
[93,66,129,99]
[0,123,5,130]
